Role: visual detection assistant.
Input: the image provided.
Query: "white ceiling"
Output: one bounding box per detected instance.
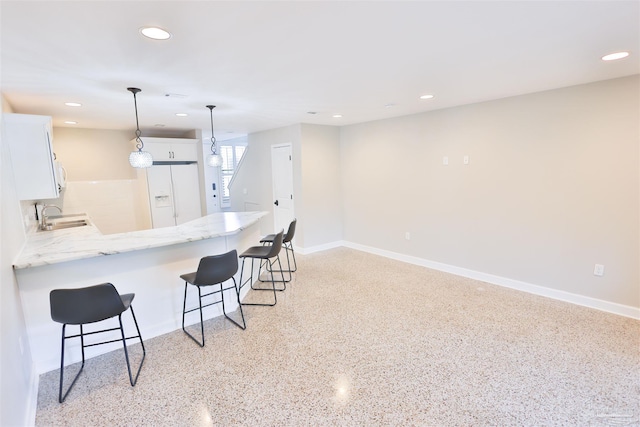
[1,1,638,140]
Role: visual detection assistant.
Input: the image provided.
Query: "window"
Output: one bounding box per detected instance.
[218,142,246,208]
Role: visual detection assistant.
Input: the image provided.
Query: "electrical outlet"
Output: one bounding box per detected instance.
[594,264,605,276]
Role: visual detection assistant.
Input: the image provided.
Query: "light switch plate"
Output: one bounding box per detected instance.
[594,264,605,276]
[443,156,449,165]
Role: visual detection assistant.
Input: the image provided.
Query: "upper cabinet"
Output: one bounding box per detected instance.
[133,137,199,162]
[4,113,61,200]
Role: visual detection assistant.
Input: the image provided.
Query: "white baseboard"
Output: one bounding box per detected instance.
[25,361,38,427]
[306,240,640,320]
[296,240,344,255]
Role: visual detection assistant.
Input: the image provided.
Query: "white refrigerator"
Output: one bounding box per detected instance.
[146,163,202,228]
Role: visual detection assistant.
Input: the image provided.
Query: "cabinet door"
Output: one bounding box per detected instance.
[4,114,60,200]
[146,165,176,228]
[170,164,202,225]
[141,142,172,162]
[170,143,198,161]
[133,138,199,162]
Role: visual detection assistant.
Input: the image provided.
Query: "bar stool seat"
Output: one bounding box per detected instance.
[238,230,286,306]
[49,282,145,403]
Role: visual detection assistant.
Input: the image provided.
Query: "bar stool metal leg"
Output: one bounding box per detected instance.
[58,323,86,403]
[254,253,288,289]
[239,258,276,306]
[182,283,206,347]
[119,307,146,386]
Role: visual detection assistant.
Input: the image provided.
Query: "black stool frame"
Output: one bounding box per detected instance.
[50,283,145,403]
[238,230,287,306]
[181,250,246,347]
[259,219,298,284]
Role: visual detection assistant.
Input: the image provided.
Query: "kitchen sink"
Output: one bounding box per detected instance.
[46,213,86,219]
[39,219,89,231]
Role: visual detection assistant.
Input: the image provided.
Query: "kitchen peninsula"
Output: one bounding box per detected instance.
[14,211,267,373]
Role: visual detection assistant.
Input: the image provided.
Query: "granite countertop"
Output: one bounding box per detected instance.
[14,211,267,269]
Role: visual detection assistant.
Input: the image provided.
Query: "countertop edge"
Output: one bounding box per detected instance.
[13,211,268,270]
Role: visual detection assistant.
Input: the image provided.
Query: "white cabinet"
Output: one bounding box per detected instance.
[133,137,199,162]
[3,113,61,200]
[146,164,202,228]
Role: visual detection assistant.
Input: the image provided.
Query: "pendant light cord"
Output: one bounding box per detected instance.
[207,105,217,155]
[128,87,144,151]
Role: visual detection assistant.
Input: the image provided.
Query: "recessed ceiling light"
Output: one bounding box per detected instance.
[307,111,318,115]
[332,114,342,118]
[601,51,630,61]
[154,124,166,127]
[175,113,188,117]
[64,121,78,125]
[64,102,82,107]
[384,103,396,108]
[140,27,172,40]
[420,94,434,100]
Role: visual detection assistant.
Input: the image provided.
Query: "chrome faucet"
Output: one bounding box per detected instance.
[40,205,62,229]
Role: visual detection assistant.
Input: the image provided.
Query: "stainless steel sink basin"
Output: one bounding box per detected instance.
[46,213,87,220]
[39,219,89,231]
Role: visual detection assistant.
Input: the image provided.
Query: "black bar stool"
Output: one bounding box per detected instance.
[260,219,298,282]
[238,230,286,306]
[49,283,145,403]
[181,249,246,347]
[259,219,297,283]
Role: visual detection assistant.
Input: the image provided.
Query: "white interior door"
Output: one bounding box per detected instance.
[271,144,294,234]
[146,165,175,228]
[171,164,202,225]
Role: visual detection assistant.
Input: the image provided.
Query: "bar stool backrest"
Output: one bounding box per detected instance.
[284,219,297,243]
[50,283,127,325]
[193,249,238,286]
[266,230,284,258]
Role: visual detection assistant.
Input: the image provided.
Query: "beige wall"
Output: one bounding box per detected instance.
[299,124,342,248]
[341,75,639,308]
[52,127,136,181]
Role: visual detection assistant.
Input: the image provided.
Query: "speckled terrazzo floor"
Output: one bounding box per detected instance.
[35,247,640,426]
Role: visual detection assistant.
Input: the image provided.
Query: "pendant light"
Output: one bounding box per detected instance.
[127,87,153,168]
[206,105,223,167]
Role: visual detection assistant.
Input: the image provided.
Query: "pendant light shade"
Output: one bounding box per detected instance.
[129,150,153,168]
[207,153,223,167]
[127,87,153,168]
[206,105,223,168]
